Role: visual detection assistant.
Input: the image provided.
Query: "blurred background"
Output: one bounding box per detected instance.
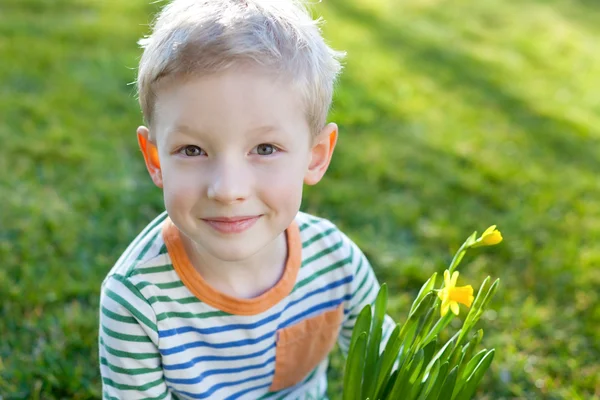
[1,0,599,398]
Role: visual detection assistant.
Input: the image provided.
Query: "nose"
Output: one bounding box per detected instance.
[206,158,250,204]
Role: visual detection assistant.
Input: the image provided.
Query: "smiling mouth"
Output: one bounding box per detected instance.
[201,215,261,234]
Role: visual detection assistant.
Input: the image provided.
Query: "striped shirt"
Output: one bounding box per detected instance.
[99,211,395,399]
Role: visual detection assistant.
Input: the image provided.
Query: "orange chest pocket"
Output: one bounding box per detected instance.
[269,303,345,392]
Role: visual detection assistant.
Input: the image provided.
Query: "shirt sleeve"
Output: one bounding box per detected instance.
[99,274,173,400]
[337,234,397,357]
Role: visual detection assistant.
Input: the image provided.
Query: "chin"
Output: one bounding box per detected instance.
[208,244,262,262]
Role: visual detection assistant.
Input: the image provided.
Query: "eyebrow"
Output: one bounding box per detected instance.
[168,124,283,137]
[248,125,282,136]
[167,124,204,137]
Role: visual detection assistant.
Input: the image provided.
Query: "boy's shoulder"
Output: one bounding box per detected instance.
[102,211,171,285]
[295,210,337,231]
[295,210,343,241]
[295,211,361,261]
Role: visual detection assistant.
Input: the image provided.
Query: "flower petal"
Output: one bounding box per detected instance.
[450,271,459,287]
[450,285,474,306]
[482,231,503,245]
[441,302,450,317]
[482,225,497,237]
[444,270,451,286]
[450,301,460,315]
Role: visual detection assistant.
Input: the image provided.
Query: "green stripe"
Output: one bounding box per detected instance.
[156,281,184,289]
[134,280,183,291]
[299,222,310,231]
[158,243,168,254]
[103,391,120,400]
[112,274,146,303]
[102,376,165,392]
[100,357,161,375]
[302,227,337,248]
[293,255,351,293]
[354,256,364,277]
[148,295,200,305]
[307,216,324,224]
[118,212,167,271]
[102,324,153,343]
[348,312,358,321]
[301,240,344,268]
[352,268,370,299]
[156,310,230,321]
[100,337,159,360]
[130,265,174,276]
[102,306,137,324]
[124,229,164,277]
[135,281,153,291]
[105,287,157,333]
[355,281,376,310]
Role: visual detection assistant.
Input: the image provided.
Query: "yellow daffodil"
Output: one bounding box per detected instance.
[438,270,474,317]
[472,225,502,247]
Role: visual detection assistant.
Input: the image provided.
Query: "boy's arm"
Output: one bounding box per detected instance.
[99,275,172,400]
[337,237,397,356]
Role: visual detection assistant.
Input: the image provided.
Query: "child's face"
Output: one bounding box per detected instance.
[138,66,337,262]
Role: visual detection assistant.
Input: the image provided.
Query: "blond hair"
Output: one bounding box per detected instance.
[137,0,345,135]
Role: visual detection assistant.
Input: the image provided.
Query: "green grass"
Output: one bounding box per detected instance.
[1,0,599,398]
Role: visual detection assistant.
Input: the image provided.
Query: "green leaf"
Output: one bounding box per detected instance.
[408,380,426,400]
[467,277,491,313]
[455,277,492,349]
[408,290,435,320]
[387,348,424,399]
[421,338,438,372]
[409,273,437,316]
[418,311,454,348]
[454,330,483,377]
[398,314,420,358]
[437,365,459,400]
[454,349,495,400]
[451,349,488,399]
[363,284,388,399]
[343,306,372,400]
[480,279,500,311]
[347,305,372,361]
[460,349,489,382]
[343,332,369,400]
[447,231,477,275]
[373,324,402,400]
[417,359,445,400]
[380,369,399,400]
[424,330,460,375]
[413,307,438,350]
[406,348,426,392]
[411,307,437,353]
[449,342,468,377]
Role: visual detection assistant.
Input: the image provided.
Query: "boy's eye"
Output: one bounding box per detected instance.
[180,145,205,157]
[253,144,278,156]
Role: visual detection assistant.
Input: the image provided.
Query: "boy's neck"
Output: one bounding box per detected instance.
[180,232,288,300]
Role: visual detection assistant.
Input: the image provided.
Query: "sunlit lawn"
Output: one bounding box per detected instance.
[1,0,599,398]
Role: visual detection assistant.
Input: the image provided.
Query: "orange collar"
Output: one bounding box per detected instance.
[162,217,301,315]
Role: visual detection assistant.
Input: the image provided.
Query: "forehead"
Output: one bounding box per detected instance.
[152,66,310,141]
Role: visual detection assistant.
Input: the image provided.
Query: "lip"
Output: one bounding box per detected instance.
[202,215,261,234]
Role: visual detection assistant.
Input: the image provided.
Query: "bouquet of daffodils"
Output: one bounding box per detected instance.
[342,226,503,400]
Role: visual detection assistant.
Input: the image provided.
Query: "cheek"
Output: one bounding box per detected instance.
[256,161,305,207]
[161,166,203,206]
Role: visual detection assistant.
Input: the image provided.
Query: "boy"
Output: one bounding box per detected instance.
[99,0,396,398]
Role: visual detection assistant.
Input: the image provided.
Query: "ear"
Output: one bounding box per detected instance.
[137,126,163,188]
[304,123,338,185]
